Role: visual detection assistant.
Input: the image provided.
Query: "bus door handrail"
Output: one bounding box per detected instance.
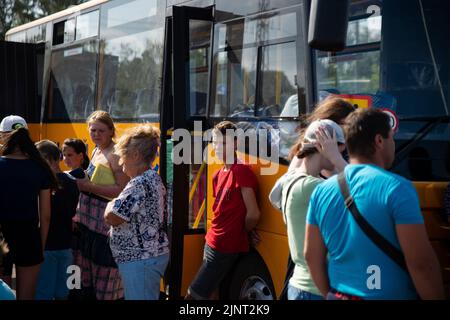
[189,161,206,203]
[189,162,207,229]
[193,200,206,229]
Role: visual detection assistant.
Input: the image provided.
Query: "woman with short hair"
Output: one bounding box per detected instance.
[104,124,169,300]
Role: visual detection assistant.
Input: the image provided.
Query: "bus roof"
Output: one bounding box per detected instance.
[5,0,108,38]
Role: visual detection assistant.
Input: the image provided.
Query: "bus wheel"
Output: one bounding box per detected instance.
[220,251,275,300]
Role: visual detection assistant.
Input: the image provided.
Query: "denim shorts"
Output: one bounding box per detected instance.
[188,244,239,300]
[118,254,169,300]
[35,249,73,300]
[287,283,323,300]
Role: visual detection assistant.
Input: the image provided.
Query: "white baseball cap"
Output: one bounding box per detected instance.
[0,115,28,132]
[302,119,345,151]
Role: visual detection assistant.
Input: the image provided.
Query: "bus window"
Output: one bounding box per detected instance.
[7,25,46,44]
[383,0,450,181]
[259,42,297,117]
[346,6,381,46]
[315,0,450,181]
[315,0,381,96]
[210,8,302,119]
[215,0,300,24]
[47,41,98,121]
[26,25,46,43]
[105,0,157,28]
[76,10,99,41]
[188,19,212,117]
[53,18,75,45]
[243,11,297,45]
[316,51,380,95]
[211,48,258,117]
[98,0,165,120]
[8,31,26,42]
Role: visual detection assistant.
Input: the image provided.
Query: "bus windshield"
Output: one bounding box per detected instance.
[315,0,450,181]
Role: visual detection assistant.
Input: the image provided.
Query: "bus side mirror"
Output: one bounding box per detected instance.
[308,0,350,52]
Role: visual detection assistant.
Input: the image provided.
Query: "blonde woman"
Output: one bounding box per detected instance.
[104,125,169,300]
[73,111,129,300]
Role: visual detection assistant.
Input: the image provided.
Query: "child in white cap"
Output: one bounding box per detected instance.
[0,115,58,299]
[0,115,28,132]
[0,115,28,148]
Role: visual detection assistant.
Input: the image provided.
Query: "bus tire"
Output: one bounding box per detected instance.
[220,250,275,300]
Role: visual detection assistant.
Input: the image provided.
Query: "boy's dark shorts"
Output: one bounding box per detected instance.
[188,244,239,300]
[0,220,44,275]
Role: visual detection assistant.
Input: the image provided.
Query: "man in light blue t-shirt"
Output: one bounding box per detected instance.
[304,108,445,300]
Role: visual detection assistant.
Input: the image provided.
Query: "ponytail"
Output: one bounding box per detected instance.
[81,154,90,170]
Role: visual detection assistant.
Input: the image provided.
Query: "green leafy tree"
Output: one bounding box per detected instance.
[38,0,87,16]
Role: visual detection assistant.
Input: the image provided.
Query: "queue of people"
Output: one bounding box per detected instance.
[269,97,445,300]
[0,116,56,300]
[0,95,446,301]
[0,112,168,300]
[304,109,444,300]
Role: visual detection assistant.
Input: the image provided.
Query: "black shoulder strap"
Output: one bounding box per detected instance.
[337,172,408,272]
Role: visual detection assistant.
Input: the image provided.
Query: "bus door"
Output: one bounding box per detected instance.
[0,41,44,141]
[163,5,214,299]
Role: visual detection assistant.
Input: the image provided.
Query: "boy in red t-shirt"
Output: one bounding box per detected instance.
[186,121,261,300]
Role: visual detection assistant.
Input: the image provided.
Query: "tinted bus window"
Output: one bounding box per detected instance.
[47,41,98,121]
[259,42,297,117]
[8,31,26,42]
[98,0,165,121]
[215,0,301,22]
[210,8,301,118]
[53,18,75,45]
[76,10,99,40]
[315,0,450,180]
[315,0,381,96]
[346,8,381,46]
[26,25,46,43]
[211,48,258,117]
[316,51,380,94]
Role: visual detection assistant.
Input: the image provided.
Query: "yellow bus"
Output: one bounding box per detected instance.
[5,0,450,299]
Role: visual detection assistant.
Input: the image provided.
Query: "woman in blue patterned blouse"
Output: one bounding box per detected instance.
[104,125,169,300]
